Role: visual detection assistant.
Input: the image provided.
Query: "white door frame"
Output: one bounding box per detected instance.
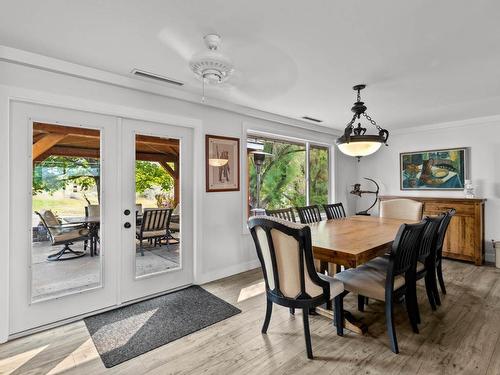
[1,86,203,342]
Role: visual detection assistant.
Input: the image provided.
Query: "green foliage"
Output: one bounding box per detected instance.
[249,141,329,211]
[33,156,99,195]
[249,141,306,210]
[33,157,174,203]
[309,147,329,205]
[135,161,173,194]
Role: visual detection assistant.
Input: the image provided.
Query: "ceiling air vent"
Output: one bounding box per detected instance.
[302,116,323,123]
[131,69,184,86]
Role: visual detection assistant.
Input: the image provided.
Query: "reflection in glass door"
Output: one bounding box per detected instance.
[134,134,181,277]
[31,122,102,302]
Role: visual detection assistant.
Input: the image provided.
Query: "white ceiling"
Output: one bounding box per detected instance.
[1,0,500,130]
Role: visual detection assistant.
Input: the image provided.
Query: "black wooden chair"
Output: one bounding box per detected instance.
[248,216,345,359]
[265,207,296,222]
[335,221,427,353]
[414,215,445,315]
[296,205,322,224]
[136,208,173,256]
[323,203,346,220]
[433,208,456,305]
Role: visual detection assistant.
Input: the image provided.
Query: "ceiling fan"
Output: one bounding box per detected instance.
[157,29,297,103]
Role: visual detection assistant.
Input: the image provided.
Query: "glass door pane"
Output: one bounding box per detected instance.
[134,134,181,277]
[31,122,102,302]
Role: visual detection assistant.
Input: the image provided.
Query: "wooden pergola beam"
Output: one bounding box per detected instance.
[34,123,100,137]
[32,134,67,160]
[137,152,177,163]
[34,146,178,164]
[159,161,178,179]
[158,160,180,206]
[136,134,180,147]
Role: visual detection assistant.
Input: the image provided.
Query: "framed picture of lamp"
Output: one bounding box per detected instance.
[400,147,469,190]
[205,134,240,192]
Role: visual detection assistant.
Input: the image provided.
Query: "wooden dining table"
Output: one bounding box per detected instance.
[308,215,413,334]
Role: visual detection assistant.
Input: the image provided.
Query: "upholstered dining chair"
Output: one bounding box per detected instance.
[323,203,346,220]
[248,216,344,359]
[380,199,423,221]
[36,210,91,261]
[265,207,297,222]
[334,221,427,353]
[136,208,173,256]
[433,208,456,304]
[296,205,322,224]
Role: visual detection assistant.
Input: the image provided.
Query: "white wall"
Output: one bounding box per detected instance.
[356,117,500,262]
[0,57,355,341]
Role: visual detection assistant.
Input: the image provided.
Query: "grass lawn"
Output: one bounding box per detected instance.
[33,197,87,217]
[33,196,160,217]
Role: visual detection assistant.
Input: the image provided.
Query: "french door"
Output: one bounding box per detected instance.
[119,118,193,302]
[9,101,193,335]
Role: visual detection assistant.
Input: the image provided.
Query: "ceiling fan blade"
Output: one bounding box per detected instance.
[157,27,197,61]
[224,40,299,100]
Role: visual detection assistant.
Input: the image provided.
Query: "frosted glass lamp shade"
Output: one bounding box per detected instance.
[337,141,382,157]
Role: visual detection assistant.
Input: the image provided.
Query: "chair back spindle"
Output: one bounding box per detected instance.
[389,221,427,277]
[265,207,296,222]
[296,205,322,224]
[323,203,346,220]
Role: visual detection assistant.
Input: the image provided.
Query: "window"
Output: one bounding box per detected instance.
[247,135,329,214]
[309,145,329,206]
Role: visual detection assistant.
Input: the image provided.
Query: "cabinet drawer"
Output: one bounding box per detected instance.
[423,202,475,216]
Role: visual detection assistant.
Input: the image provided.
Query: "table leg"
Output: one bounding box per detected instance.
[315,305,368,335]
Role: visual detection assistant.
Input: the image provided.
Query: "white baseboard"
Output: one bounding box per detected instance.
[197,259,261,284]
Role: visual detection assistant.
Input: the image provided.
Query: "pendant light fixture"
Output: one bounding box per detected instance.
[336,84,389,160]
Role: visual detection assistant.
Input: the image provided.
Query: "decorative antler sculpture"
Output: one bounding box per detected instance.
[350,177,380,216]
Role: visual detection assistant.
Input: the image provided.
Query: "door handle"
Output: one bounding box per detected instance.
[124,209,131,216]
[124,222,131,229]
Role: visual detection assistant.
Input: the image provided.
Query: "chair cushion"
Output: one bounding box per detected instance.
[40,210,60,227]
[318,273,344,299]
[334,260,405,301]
[52,228,90,243]
[137,229,167,238]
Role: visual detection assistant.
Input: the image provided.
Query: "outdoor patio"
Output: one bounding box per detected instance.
[31,239,180,302]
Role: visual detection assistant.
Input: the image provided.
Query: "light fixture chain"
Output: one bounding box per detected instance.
[362,112,382,131]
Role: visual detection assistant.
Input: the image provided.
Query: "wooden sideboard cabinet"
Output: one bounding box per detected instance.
[379,196,486,265]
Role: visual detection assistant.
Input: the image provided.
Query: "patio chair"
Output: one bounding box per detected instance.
[168,204,180,244]
[85,204,101,256]
[35,210,91,261]
[136,208,173,256]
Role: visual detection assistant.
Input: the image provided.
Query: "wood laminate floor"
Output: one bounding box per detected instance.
[1,259,500,375]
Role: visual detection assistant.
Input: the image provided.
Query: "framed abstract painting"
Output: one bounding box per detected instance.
[400,147,469,190]
[205,134,240,192]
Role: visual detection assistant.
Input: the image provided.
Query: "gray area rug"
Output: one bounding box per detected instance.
[84,285,241,368]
